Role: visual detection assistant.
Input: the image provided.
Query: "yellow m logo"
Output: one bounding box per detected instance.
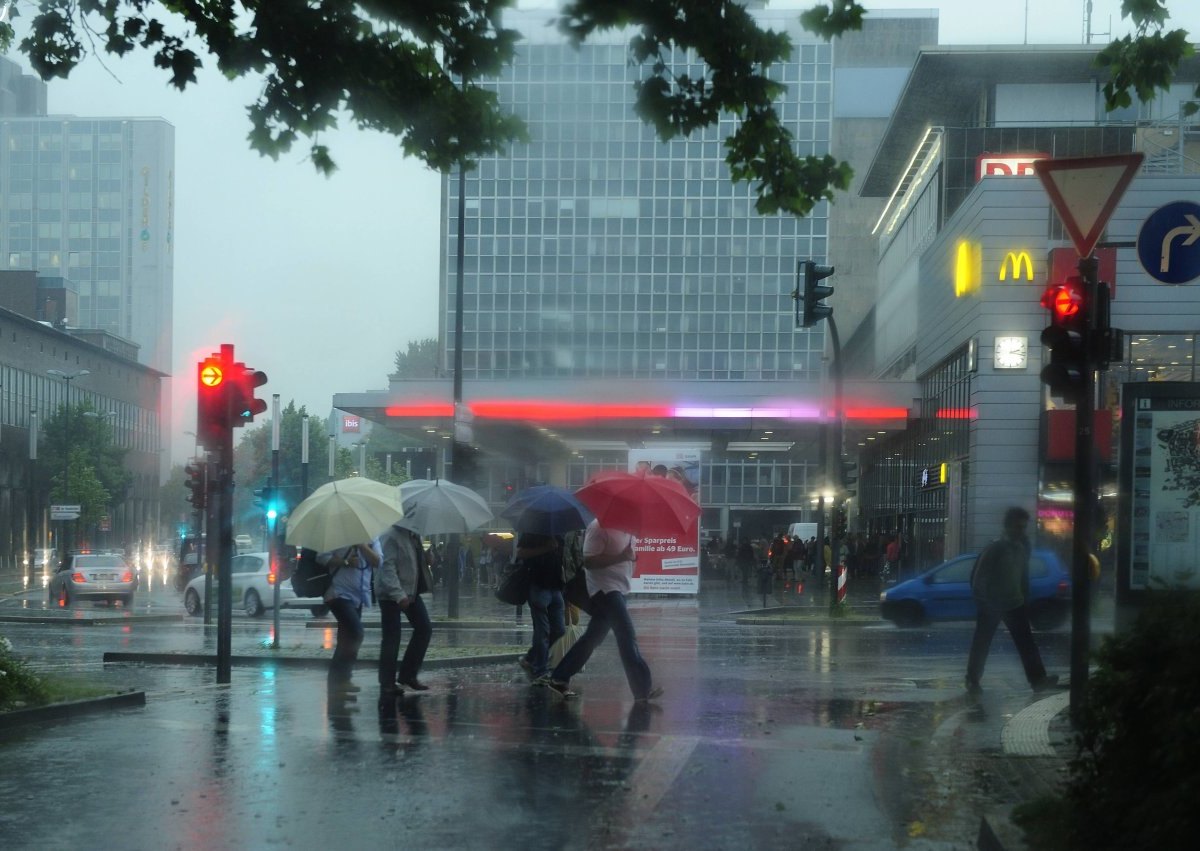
[998,251,1034,281]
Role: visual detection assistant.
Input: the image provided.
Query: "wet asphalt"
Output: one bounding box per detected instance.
[0,575,1078,850]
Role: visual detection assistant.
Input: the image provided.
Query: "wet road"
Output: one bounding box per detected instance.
[0,583,1072,849]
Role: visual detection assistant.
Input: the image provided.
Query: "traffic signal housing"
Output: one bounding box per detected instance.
[184,461,207,512]
[1040,275,1088,403]
[197,352,228,450]
[797,260,835,328]
[229,363,268,427]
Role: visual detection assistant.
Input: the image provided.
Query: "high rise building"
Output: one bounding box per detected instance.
[0,57,174,375]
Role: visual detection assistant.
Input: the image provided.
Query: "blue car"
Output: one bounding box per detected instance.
[879,549,1071,630]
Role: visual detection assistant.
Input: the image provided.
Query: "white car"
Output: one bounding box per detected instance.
[183,552,320,617]
[234,534,253,552]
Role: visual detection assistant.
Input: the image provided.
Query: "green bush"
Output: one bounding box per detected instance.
[1067,595,1200,849]
[0,634,51,710]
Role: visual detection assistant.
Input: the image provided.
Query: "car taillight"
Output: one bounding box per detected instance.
[71,572,87,583]
[121,571,133,582]
[1057,580,1070,597]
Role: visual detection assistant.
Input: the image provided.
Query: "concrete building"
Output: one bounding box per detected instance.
[851,45,1200,572]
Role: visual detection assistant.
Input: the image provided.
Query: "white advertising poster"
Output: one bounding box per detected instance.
[1129,405,1200,591]
[626,449,701,594]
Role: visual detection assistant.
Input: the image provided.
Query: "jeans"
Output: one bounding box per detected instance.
[326,597,364,685]
[527,583,565,678]
[966,601,1048,686]
[552,590,652,700]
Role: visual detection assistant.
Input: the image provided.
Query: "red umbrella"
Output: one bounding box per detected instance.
[575,471,700,538]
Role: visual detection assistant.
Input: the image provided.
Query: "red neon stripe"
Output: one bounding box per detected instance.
[385,404,454,417]
[843,407,909,420]
[470,401,673,420]
[935,408,975,420]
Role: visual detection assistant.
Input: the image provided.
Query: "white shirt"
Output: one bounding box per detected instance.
[582,519,635,596]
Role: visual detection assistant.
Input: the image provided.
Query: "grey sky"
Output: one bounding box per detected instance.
[9,1,1198,464]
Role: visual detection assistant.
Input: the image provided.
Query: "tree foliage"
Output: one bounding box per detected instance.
[1,1,1194,216]
[39,401,131,528]
[392,337,440,378]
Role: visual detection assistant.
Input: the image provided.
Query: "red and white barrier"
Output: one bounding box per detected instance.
[836,564,847,604]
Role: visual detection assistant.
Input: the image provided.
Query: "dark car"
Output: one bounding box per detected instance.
[879,548,1070,630]
[48,553,137,608]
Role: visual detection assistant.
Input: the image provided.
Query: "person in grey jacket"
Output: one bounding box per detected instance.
[966,506,1058,696]
[376,524,435,698]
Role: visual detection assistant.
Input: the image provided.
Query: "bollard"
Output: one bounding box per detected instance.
[836,563,847,604]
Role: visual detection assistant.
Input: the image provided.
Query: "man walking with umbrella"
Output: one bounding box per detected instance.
[544,517,663,702]
[376,523,435,696]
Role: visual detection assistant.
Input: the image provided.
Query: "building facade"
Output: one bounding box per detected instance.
[852,46,1200,573]
[0,57,175,376]
[341,6,929,542]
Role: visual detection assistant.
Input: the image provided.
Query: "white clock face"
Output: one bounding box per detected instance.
[994,336,1028,369]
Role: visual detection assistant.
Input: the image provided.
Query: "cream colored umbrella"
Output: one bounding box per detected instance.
[284,477,405,553]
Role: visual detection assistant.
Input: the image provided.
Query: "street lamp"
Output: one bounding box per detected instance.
[47,368,90,550]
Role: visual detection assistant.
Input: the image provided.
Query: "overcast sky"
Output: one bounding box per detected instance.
[8,1,1199,464]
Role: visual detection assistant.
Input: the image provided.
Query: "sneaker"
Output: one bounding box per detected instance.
[546,679,576,699]
[635,686,665,703]
[1032,674,1060,693]
[531,674,553,688]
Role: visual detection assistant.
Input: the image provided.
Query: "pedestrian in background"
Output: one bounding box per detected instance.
[965,506,1059,696]
[376,524,434,696]
[320,540,380,695]
[546,518,662,703]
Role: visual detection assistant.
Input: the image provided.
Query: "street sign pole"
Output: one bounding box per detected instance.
[1070,255,1099,724]
[216,344,236,685]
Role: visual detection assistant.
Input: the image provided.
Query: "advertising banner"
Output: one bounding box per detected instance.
[1119,383,1200,600]
[626,449,701,594]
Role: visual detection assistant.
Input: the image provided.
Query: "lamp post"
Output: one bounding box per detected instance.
[47,368,90,551]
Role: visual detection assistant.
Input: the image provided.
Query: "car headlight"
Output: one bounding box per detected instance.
[879,591,888,602]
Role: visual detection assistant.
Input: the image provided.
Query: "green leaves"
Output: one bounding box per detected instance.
[1095,0,1197,116]
[799,0,866,40]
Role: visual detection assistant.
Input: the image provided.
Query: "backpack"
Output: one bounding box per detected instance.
[290,548,337,598]
[561,530,585,584]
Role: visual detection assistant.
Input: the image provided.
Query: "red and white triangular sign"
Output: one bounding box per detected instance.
[1033,154,1144,258]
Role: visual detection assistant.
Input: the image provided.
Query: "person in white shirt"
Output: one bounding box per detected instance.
[544,519,663,702]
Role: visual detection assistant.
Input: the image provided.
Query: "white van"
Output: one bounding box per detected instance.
[787,522,818,542]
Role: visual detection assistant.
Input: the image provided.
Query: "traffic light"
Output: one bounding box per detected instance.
[228,363,268,427]
[184,460,207,512]
[796,259,835,328]
[1040,275,1088,403]
[197,351,229,450]
[840,457,858,498]
[253,484,275,519]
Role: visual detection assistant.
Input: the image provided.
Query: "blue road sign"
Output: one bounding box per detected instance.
[1137,200,1200,284]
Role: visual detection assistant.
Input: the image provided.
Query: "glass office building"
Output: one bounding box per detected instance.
[0,58,175,375]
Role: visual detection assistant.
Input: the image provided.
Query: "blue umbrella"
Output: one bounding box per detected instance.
[501,485,594,536]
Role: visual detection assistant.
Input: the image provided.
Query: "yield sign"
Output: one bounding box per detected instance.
[1033,153,1144,258]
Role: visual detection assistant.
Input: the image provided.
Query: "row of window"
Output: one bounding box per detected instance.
[5,163,125,180]
[459,348,820,375]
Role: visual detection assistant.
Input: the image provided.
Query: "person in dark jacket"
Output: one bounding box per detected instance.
[965,507,1059,696]
[376,525,435,697]
[516,532,566,681]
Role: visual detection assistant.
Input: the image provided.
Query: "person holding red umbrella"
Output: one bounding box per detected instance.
[542,516,662,702]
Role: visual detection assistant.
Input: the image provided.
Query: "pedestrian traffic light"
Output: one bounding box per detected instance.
[184,461,206,512]
[228,363,268,427]
[796,259,835,328]
[196,351,229,450]
[253,484,278,523]
[840,457,858,498]
[1040,275,1089,403]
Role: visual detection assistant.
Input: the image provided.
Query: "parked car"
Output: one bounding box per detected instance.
[183,552,320,617]
[235,534,253,552]
[48,553,137,608]
[879,548,1071,630]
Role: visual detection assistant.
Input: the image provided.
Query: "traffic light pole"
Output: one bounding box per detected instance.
[1069,256,1098,725]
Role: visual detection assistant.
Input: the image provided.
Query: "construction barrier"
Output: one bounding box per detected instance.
[836,563,847,604]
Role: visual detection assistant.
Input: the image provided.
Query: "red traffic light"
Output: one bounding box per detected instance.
[1041,275,1084,322]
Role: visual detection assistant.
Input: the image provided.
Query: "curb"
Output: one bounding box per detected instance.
[0,691,147,732]
[0,614,183,625]
[102,651,519,670]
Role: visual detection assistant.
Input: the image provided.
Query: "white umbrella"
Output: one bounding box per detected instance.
[284,477,405,553]
[395,479,493,535]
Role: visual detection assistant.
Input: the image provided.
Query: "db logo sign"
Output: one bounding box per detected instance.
[975,153,1049,181]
